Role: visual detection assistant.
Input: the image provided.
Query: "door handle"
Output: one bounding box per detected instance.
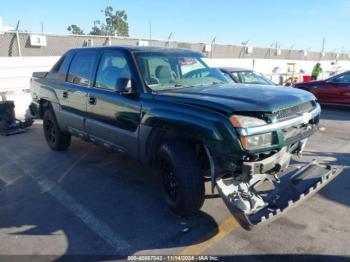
[63,91,68,98]
[88,96,97,105]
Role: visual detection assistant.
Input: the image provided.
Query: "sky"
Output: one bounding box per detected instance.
[1,0,349,52]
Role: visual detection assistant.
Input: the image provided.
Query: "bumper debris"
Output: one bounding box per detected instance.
[217,160,342,230]
[0,101,33,136]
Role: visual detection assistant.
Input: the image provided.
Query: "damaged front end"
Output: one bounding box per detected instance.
[213,102,343,229]
[216,144,342,230]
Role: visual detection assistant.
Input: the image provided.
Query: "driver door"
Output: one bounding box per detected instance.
[85,50,142,158]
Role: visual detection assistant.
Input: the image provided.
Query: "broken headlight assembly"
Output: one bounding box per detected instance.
[230,115,274,150]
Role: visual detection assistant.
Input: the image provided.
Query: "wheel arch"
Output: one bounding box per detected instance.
[38,99,62,119]
[142,126,212,185]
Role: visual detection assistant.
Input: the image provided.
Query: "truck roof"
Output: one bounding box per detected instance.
[220,67,253,72]
[68,45,202,55]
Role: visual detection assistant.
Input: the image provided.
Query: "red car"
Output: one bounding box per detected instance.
[294,71,350,106]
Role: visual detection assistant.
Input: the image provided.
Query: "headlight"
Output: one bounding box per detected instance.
[230,115,267,128]
[230,115,273,150]
[240,133,273,150]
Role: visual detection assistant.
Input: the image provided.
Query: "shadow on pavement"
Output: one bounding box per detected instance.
[300,151,350,208]
[1,119,349,258]
[0,133,219,257]
[320,105,350,121]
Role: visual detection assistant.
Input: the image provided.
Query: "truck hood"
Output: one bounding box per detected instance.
[156,84,316,114]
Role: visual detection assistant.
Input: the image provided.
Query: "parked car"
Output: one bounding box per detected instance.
[294,71,350,106]
[220,67,276,85]
[29,46,341,229]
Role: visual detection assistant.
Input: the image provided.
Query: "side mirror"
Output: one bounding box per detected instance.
[114,78,133,93]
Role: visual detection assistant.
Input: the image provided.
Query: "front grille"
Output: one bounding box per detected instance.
[275,101,314,121]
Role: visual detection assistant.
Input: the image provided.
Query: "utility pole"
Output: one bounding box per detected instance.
[320,38,326,60]
[211,37,216,58]
[15,20,22,57]
[166,32,173,47]
[240,40,249,58]
[41,21,44,34]
[288,44,294,60]
[267,42,275,59]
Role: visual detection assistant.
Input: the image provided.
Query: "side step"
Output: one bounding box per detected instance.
[217,161,343,230]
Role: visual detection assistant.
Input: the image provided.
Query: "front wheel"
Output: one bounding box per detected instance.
[43,109,71,151]
[158,140,205,217]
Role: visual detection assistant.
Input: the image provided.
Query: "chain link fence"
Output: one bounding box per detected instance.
[1,32,349,61]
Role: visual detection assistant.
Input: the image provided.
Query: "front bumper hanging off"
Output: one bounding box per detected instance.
[216,155,342,230]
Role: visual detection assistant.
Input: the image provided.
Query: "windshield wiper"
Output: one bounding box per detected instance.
[211,81,225,85]
[158,84,196,91]
[174,84,187,88]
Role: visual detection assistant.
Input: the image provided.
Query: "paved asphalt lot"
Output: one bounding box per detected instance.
[0,106,349,260]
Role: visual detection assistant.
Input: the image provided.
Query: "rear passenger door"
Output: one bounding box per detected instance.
[59,50,98,134]
[86,50,142,158]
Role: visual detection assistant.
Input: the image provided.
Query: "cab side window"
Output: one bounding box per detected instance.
[95,51,131,91]
[47,56,65,80]
[67,51,97,86]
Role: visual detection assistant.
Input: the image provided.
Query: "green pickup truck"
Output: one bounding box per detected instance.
[30,46,342,229]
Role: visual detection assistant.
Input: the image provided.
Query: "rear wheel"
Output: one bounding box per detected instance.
[158,140,205,217]
[43,109,71,151]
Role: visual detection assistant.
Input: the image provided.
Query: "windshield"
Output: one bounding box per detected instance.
[134,52,229,91]
[232,71,275,85]
[326,70,348,81]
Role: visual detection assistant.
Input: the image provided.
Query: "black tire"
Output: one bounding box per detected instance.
[158,140,205,217]
[43,109,71,151]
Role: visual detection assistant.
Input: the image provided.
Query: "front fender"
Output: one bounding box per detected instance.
[139,107,243,175]
[142,108,224,141]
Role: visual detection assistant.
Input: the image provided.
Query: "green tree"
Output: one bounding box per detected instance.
[67,24,85,35]
[89,6,129,37]
[90,21,104,35]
